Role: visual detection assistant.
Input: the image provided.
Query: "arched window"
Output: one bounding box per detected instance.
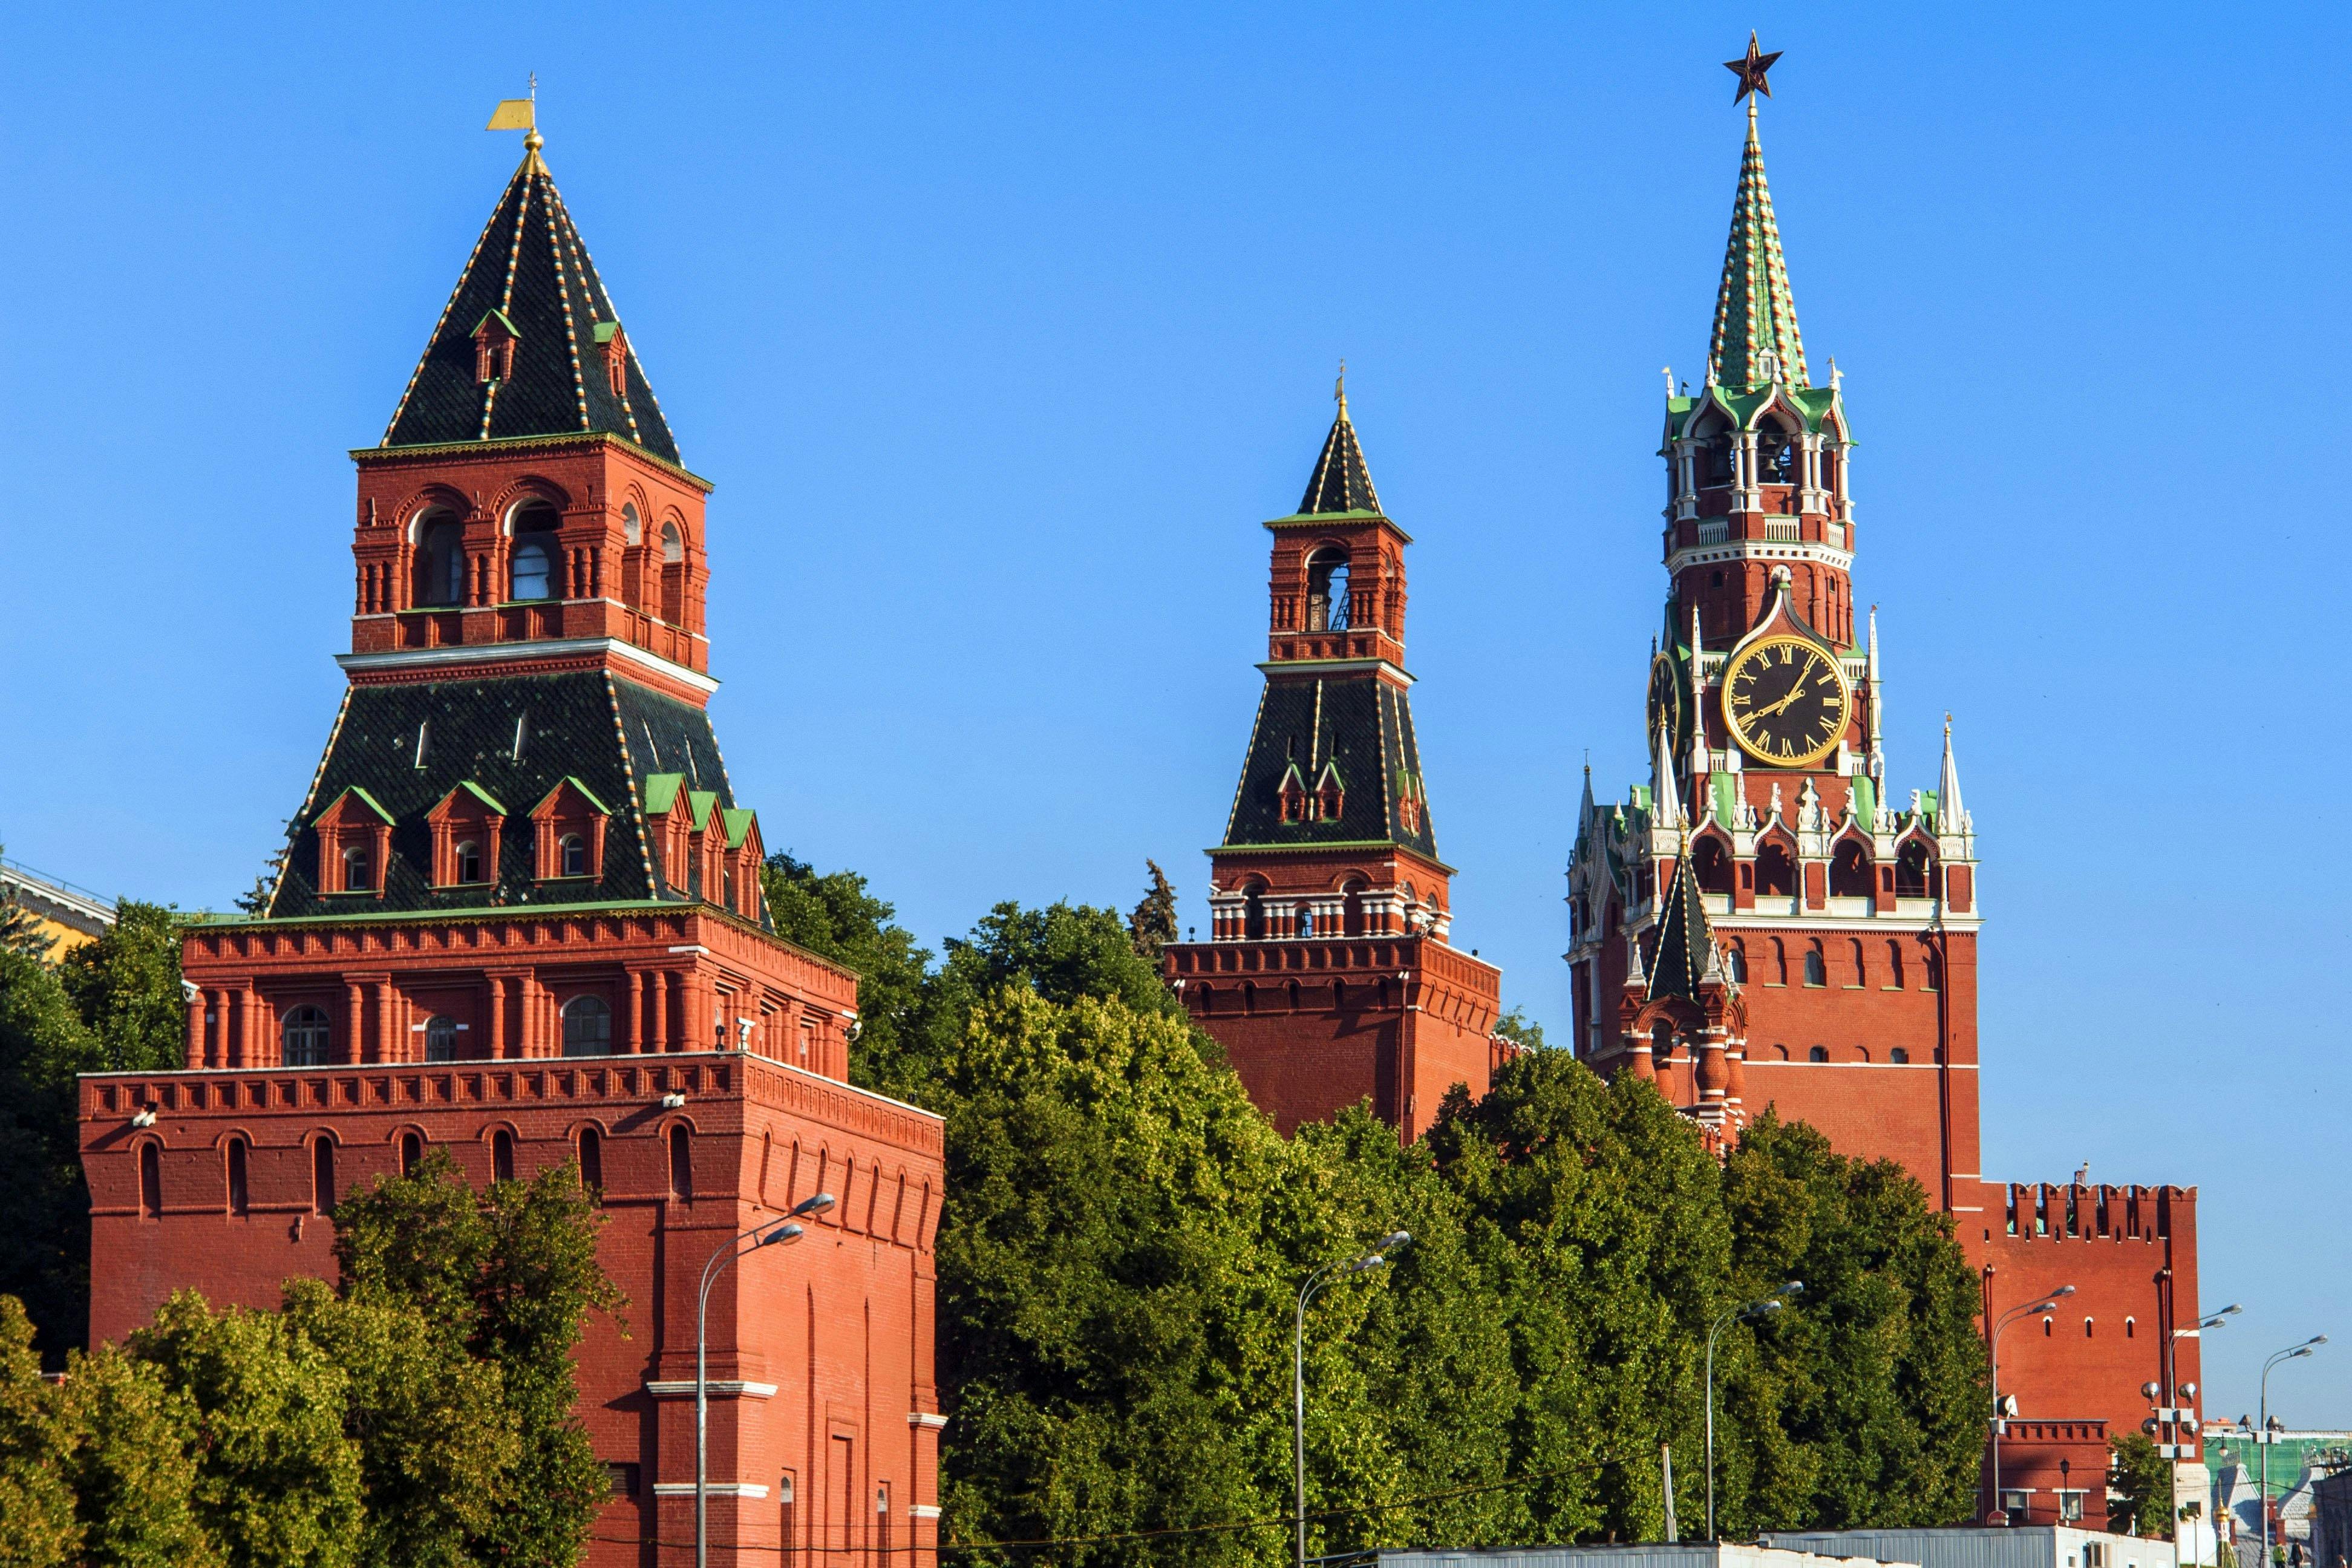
[2125,1317,2135,1339]
[342,843,374,892]
[1890,1047,1910,1064]
[1651,1021,1674,1061]
[1297,906,1315,938]
[1848,938,1866,987]
[2042,1317,2053,1338]
[226,1138,249,1215]
[577,1126,604,1192]
[560,834,588,877]
[1769,938,1788,985]
[1896,840,1935,898]
[456,840,484,884]
[1305,547,1351,632]
[1700,425,1734,485]
[400,1131,424,1176]
[1806,1045,1828,1063]
[622,503,643,546]
[282,1005,332,1067]
[1802,944,1826,987]
[1694,838,1733,895]
[667,1125,693,1200]
[311,1137,336,1214]
[1755,843,1794,897]
[1886,941,1906,988]
[492,1129,516,1184]
[1725,942,1746,984]
[660,522,685,623]
[139,1143,162,1219]
[1342,879,1367,938]
[413,510,465,607]
[423,1015,460,1062]
[509,538,554,601]
[1243,883,1266,941]
[563,996,614,1057]
[1830,840,1870,897]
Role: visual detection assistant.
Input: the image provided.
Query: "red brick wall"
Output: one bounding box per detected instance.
[82,1050,945,1568]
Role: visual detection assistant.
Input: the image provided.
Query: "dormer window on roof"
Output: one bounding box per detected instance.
[472,309,519,385]
[595,321,629,398]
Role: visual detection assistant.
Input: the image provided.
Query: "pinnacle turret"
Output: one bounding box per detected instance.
[1296,372,1383,515]
[1707,105,1809,392]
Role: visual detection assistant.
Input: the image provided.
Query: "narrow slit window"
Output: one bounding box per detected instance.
[227,1138,249,1216]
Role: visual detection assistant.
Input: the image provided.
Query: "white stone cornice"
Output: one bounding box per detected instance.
[338,635,720,695]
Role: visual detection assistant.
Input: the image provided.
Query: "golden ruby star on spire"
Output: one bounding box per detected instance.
[1724,33,1782,103]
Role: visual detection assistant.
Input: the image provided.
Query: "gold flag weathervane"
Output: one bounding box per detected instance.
[487,74,538,141]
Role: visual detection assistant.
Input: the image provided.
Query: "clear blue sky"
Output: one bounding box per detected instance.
[3,4,2346,1420]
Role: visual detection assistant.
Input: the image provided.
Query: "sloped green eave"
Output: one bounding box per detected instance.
[592,320,622,345]
[721,807,756,848]
[1712,773,1739,829]
[449,779,508,815]
[529,775,614,818]
[687,790,719,831]
[471,307,520,338]
[323,785,397,826]
[642,773,685,815]
[1851,774,1876,826]
[1263,509,1411,543]
[351,432,716,495]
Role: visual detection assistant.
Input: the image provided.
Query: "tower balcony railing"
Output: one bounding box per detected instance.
[1696,518,1730,544]
[1763,517,1802,542]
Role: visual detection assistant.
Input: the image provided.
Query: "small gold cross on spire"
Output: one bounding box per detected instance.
[1724,33,1782,104]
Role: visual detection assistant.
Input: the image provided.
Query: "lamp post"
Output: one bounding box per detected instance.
[1989,1284,2075,1524]
[2260,1336,2327,1568]
[697,1192,835,1568]
[1295,1231,1408,1568]
[2158,1303,2237,1546]
[1705,1281,1802,1540]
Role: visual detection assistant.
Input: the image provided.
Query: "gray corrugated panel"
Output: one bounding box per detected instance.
[1377,1546,1913,1568]
[1763,1526,2175,1568]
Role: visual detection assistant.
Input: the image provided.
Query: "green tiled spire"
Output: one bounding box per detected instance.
[1708,106,1809,392]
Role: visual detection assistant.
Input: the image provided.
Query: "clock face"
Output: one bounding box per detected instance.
[1723,635,1851,768]
[1646,652,1682,744]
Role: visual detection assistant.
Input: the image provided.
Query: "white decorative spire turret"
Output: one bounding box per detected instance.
[1866,604,1884,783]
[1938,713,1970,838]
[1688,603,1709,777]
[1651,718,1685,831]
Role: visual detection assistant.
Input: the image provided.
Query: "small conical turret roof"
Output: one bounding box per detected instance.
[1647,843,1715,1005]
[1297,373,1383,515]
[1707,106,1809,392]
[381,141,679,463]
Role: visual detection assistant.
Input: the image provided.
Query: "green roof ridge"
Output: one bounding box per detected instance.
[451,779,508,815]
[642,773,685,815]
[324,784,396,826]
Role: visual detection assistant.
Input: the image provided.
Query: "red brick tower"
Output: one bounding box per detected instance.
[1162,379,1503,1141]
[78,127,946,1567]
[1566,60,2209,1543]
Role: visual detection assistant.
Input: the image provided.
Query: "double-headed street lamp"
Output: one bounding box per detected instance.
[2259,1336,2327,1568]
[1705,1281,1803,1540]
[697,1192,836,1568]
[1294,1232,1410,1568]
[1988,1284,2076,1523]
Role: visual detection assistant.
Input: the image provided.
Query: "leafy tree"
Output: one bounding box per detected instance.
[59,1339,220,1568]
[933,984,1296,1567]
[1127,861,1180,960]
[2108,1431,2172,1537]
[58,900,186,1074]
[280,1279,517,1568]
[1427,1049,1732,1543]
[327,1151,620,1567]
[0,1296,79,1567]
[1491,1007,1547,1053]
[0,948,100,1360]
[939,900,1190,1030]
[128,1292,365,1568]
[1715,1112,1989,1533]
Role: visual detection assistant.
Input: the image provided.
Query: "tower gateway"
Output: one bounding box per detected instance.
[77,126,946,1567]
[1162,383,1504,1141]
[1566,48,2210,1549]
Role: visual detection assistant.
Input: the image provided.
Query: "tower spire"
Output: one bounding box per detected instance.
[1708,40,1808,393]
[1296,365,1382,515]
[1938,713,1970,835]
[1650,717,1685,831]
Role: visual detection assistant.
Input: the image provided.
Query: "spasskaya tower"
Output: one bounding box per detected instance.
[1567,44,2210,1539]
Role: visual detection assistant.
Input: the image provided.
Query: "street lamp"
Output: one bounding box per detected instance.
[1705,1281,1803,1540]
[1295,1231,1409,1568]
[2259,1336,2327,1568]
[1990,1284,2075,1524]
[697,1192,835,1568]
